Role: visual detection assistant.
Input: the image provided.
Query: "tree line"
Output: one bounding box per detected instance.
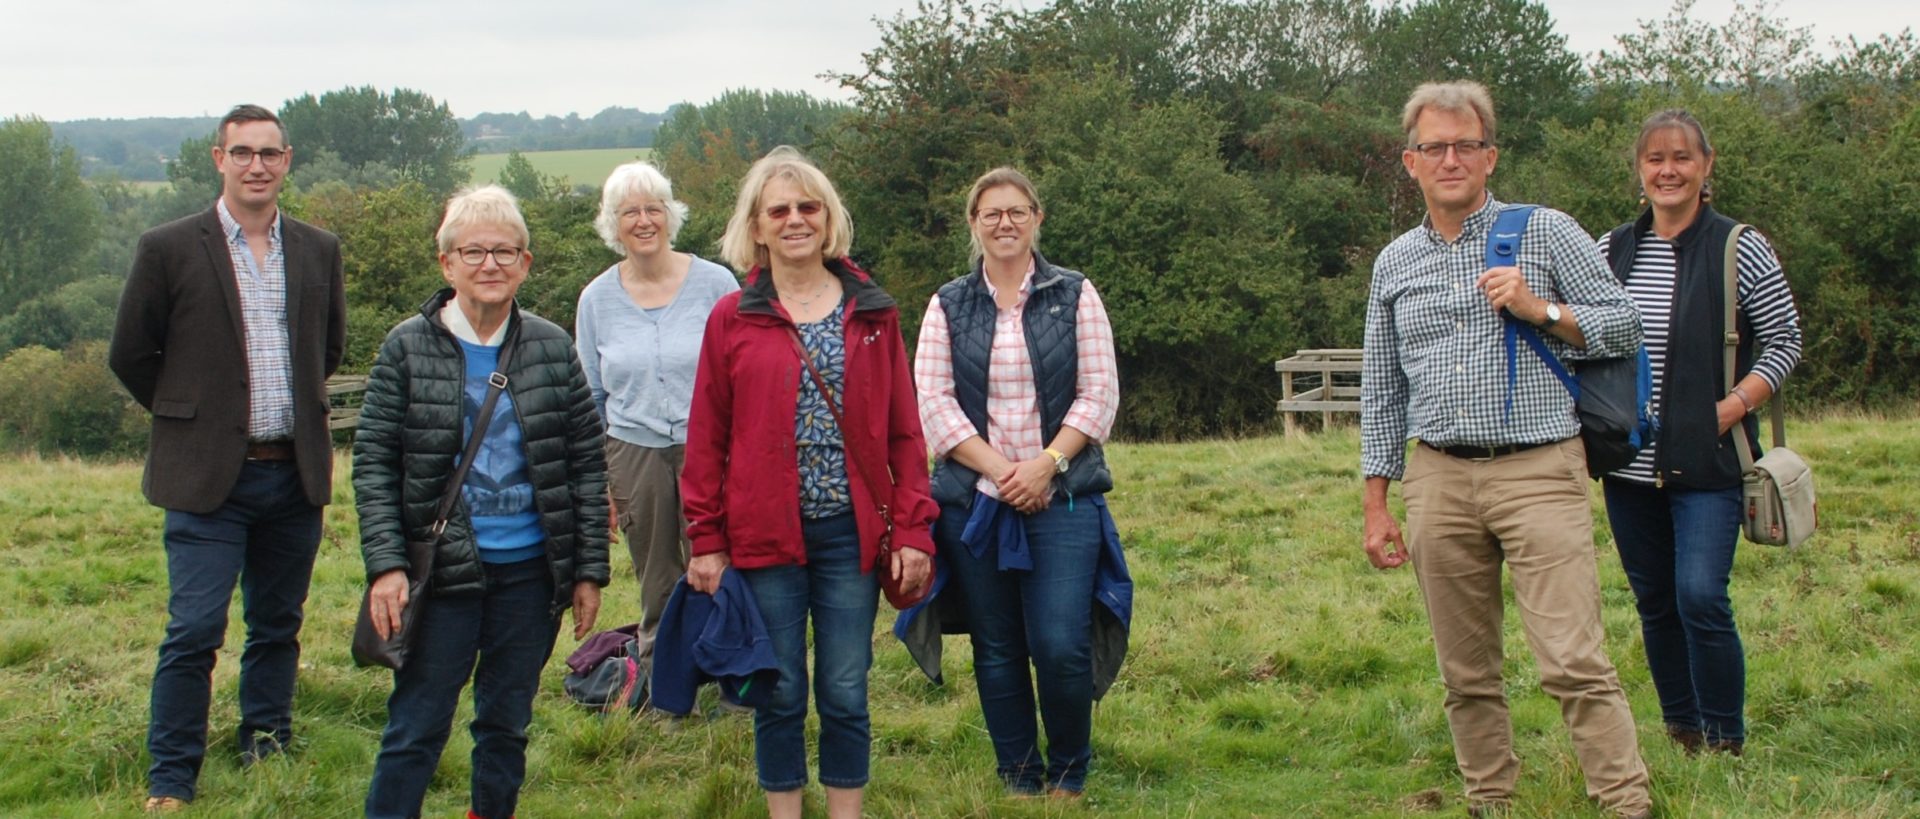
[2,0,1916,454]
[45,100,669,184]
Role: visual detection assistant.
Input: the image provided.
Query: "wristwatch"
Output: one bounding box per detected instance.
[1538,302,1562,329]
[1044,447,1070,474]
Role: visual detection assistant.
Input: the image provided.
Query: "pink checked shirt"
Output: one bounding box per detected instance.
[914,262,1119,500]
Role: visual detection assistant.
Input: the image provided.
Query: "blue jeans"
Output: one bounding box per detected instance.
[1603,479,1746,743]
[365,557,560,819]
[148,460,321,801]
[938,499,1100,793]
[740,513,879,791]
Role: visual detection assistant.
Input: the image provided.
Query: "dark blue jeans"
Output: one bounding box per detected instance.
[740,513,879,791]
[1603,479,1746,743]
[148,460,321,801]
[938,498,1100,793]
[365,557,560,819]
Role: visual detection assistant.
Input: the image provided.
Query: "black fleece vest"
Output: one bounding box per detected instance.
[1605,205,1759,489]
[929,253,1101,505]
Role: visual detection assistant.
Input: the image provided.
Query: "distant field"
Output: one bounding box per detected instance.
[468,147,653,188]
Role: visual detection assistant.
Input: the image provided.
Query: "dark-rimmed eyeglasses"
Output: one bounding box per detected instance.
[763,200,823,220]
[454,246,524,266]
[223,147,288,167]
[1410,140,1491,161]
[975,206,1036,226]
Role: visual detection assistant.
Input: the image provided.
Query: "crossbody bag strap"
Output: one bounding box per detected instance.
[430,327,520,537]
[1721,225,1786,473]
[784,326,895,528]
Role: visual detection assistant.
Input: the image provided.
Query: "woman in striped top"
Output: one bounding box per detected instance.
[1596,110,1803,757]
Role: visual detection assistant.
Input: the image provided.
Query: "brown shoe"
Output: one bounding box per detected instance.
[1666,724,1706,754]
[1708,738,1744,757]
[144,796,189,813]
[1467,801,1511,818]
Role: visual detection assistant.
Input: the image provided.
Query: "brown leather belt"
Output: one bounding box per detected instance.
[245,441,296,461]
[1420,440,1554,461]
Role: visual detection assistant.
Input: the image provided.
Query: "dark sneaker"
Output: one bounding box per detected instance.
[1666,724,1706,754]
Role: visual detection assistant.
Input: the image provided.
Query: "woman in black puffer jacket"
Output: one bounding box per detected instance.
[353,185,609,819]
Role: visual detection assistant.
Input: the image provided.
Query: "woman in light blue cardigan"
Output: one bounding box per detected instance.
[575,161,738,670]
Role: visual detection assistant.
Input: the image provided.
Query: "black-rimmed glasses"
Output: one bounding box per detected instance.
[1410,140,1491,161]
[454,246,524,266]
[223,147,289,167]
[975,206,1035,226]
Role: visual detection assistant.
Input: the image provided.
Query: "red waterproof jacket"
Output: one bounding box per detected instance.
[681,259,937,571]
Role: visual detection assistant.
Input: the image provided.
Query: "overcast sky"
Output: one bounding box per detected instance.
[5,0,1914,122]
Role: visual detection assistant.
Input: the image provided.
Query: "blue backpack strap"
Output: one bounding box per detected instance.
[1486,206,1578,422]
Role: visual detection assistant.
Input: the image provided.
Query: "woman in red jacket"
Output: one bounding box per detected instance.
[680,146,936,819]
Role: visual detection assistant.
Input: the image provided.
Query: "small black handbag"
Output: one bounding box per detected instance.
[351,331,517,670]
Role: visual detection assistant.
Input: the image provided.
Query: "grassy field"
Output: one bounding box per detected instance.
[1,416,1915,817]
[468,147,653,189]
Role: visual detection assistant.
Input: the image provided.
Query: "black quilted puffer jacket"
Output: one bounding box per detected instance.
[353,289,609,616]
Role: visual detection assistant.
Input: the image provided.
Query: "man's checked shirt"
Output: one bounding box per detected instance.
[1361,194,1642,480]
[216,198,295,442]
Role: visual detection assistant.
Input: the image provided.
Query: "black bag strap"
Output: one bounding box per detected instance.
[784,325,895,544]
[429,322,519,537]
[1722,226,1786,474]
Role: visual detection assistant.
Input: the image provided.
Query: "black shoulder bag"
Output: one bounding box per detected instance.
[352,329,518,669]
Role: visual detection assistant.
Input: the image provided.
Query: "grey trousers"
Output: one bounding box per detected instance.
[605,438,690,662]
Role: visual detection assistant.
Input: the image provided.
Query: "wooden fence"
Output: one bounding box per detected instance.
[1273,348,1362,437]
[327,375,368,431]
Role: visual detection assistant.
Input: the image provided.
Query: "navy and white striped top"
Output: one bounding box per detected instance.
[1595,227,1804,484]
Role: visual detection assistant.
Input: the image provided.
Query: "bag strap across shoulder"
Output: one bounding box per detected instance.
[1723,225,1787,472]
[432,328,518,537]
[784,325,896,548]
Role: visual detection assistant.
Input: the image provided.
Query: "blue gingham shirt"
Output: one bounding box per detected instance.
[1361,194,1642,480]
[216,199,295,441]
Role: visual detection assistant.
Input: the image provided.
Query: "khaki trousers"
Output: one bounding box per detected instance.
[1403,438,1651,814]
[605,438,690,663]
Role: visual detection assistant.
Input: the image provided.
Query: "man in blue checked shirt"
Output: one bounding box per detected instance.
[1358,81,1652,819]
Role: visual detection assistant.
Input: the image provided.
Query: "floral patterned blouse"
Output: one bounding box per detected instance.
[794,299,852,519]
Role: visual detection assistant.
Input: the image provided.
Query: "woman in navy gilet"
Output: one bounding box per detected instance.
[913,167,1123,796]
[1596,110,1803,756]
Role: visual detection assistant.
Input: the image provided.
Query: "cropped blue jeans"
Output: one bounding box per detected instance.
[1603,479,1746,744]
[740,513,879,791]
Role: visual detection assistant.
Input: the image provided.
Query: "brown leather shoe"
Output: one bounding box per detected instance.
[144,796,189,813]
[1709,737,1744,757]
[1667,724,1706,754]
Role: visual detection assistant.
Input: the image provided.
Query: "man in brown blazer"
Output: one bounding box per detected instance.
[109,104,346,813]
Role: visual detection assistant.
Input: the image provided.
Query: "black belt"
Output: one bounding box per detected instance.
[1420,440,1554,461]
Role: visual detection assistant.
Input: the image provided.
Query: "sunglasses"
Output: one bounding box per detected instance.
[763,200,824,220]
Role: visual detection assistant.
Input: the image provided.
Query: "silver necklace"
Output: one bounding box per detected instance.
[778,278,831,310]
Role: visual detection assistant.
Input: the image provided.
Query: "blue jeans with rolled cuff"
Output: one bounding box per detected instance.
[147,460,321,801]
[1603,479,1746,744]
[365,556,560,819]
[938,497,1101,794]
[740,513,879,791]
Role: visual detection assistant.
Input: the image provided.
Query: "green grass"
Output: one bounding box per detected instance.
[1,414,1915,816]
[468,147,653,189]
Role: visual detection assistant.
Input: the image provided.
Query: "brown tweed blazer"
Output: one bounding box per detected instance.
[108,206,346,514]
